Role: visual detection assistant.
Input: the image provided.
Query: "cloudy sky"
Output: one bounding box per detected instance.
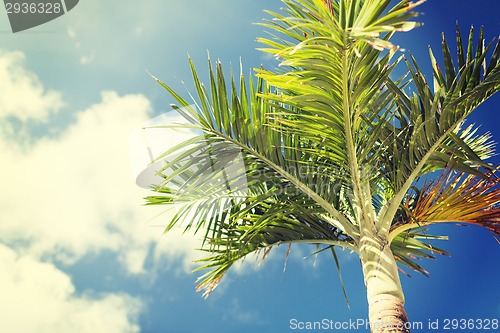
[1,1,499,332]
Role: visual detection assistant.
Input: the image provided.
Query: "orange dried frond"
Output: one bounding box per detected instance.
[410,168,500,239]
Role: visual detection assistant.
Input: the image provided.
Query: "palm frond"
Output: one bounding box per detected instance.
[256,0,426,228]
[379,25,500,231]
[146,57,362,296]
[391,230,449,277]
[389,167,500,243]
[150,58,354,229]
[194,193,356,297]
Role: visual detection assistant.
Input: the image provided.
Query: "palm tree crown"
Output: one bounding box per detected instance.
[144,0,500,330]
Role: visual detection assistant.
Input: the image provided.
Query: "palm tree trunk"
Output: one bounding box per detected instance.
[368,293,409,333]
[360,233,410,333]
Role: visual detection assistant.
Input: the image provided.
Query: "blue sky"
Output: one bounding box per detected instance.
[0,1,499,332]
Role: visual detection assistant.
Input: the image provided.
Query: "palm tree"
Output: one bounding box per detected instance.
[144,0,500,332]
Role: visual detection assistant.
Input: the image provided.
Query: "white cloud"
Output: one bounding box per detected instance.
[1,91,148,262]
[80,51,96,65]
[0,243,141,333]
[0,50,64,122]
[0,90,204,274]
[0,50,203,275]
[153,227,205,273]
[67,27,77,39]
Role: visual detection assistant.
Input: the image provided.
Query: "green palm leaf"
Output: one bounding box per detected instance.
[147,57,361,295]
[379,25,500,230]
